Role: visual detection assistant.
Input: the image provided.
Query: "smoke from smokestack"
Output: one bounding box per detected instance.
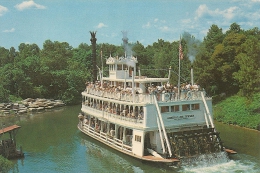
[121,31,133,58]
[182,31,201,63]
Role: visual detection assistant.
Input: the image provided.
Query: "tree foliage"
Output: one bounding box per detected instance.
[0,22,259,105]
[194,23,259,97]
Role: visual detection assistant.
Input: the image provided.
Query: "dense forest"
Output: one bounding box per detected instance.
[0,23,259,129]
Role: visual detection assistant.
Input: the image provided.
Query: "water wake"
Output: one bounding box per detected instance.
[181,152,229,168]
[180,152,257,173]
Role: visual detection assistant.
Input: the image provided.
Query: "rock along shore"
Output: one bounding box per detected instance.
[0,98,65,116]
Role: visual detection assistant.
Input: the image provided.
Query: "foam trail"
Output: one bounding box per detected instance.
[180,152,257,173]
[182,152,229,167]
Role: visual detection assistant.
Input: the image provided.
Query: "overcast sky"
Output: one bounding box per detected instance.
[1,0,260,49]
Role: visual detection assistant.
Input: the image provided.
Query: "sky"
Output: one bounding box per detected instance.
[0,0,260,49]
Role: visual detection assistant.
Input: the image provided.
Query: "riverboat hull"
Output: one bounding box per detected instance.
[77,123,180,166]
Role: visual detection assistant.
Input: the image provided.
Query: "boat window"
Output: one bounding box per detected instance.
[117,64,122,70]
[191,104,200,110]
[171,105,179,112]
[161,106,169,113]
[123,64,128,70]
[182,104,191,111]
[135,135,141,142]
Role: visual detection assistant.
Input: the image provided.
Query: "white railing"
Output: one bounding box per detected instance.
[81,105,143,124]
[80,123,132,153]
[83,88,209,104]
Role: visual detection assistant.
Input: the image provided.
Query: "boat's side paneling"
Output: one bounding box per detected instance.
[144,105,158,128]
[144,101,208,130]
[132,129,145,157]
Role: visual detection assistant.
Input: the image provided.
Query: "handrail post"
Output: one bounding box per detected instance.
[201,92,214,128]
[154,95,172,157]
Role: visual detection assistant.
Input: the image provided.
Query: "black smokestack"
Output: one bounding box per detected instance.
[90,31,97,81]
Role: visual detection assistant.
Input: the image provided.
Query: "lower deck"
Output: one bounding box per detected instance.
[77,121,180,165]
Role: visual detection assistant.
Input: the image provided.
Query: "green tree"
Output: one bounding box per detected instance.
[233,36,260,96]
[210,32,246,95]
[194,24,224,95]
[204,24,224,53]
[226,22,242,35]
[18,43,40,59]
[40,40,72,71]
[132,41,148,66]
[8,47,17,65]
[0,47,10,66]
[14,43,43,98]
[40,40,73,99]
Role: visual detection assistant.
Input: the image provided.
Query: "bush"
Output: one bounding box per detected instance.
[214,93,260,130]
[8,95,23,103]
[0,155,13,173]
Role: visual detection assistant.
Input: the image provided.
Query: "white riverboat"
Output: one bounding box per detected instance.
[78,39,236,166]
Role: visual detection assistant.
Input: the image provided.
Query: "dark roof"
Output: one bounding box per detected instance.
[0,125,21,135]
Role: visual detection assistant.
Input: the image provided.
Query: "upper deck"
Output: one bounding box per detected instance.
[82,86,207,105]
[84,54,211,105]
[81,54,213,131]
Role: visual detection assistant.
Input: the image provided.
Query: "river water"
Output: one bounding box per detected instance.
[1,105,259,173]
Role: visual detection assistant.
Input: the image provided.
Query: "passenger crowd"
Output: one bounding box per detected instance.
[85,80,201,101]
[84,98,144,120]
[86,81,200,94]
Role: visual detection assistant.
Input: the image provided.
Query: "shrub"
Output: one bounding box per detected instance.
[214,93,260,130]
[0,155,13,173]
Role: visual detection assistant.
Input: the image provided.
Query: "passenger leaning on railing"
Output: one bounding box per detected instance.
[85,79,205,102]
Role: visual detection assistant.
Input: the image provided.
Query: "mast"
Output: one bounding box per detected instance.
[101,45,103,88]
[178,36,182,99]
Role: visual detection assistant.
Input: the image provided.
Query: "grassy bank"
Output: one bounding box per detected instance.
[213,93,260,130]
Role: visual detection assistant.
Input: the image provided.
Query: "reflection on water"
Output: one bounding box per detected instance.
[0,105,259,173]
[214,121,260,159]
[79,135,144,173]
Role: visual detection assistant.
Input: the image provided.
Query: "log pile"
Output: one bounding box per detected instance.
[0,98,65,116]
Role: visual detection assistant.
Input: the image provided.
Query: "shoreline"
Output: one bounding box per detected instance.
[215,120,260,133]
[0,98,65,117]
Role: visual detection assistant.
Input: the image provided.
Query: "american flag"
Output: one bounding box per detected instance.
[179,43,183,60]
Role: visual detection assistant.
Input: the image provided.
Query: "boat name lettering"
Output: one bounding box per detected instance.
[167,114,194,120]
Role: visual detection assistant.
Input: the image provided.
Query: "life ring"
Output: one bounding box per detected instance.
[164,93,170,101]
